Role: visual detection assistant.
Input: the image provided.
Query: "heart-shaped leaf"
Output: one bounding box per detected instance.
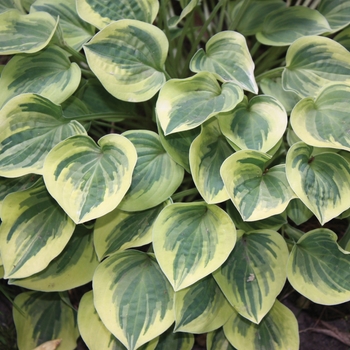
[189,31,258,93]
[0,45,81,108]
[256,6,330,46]
[290,83,350,151]
[78,291,160,350]
[9,224,99,291]
[0,94,87,177]
[223,300,299,350]
[0,9,57,54]
[218,95,287,153]
[76,0,159,29]
[282,36,350,98]
[287,228,350,304]
[93,250,174,350]
[153,202,236,291]
[0,179,75,279]
[156,72,243,135]
[174,275,233,333]
[43,134,137,224]
[221,150,295,221]
[94,201,169,260]
[13,291,79,350]
[214,229,289,323]
[84,19,168,102]
[317,0,350,32]
[190,118,232,204]
[31,0,95,50]
[119,130,183,211]
[286,142,350,224]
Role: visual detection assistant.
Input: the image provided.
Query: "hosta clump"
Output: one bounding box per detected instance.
[0,0,350,349]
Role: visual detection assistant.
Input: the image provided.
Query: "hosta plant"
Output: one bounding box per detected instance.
[1,0,350,349]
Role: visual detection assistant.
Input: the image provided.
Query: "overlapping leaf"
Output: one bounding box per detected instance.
[31,0,95,50]
[119,130,183,211]
[190,118,232,204]
[0,45,81,108]
[43,134,137,224]
[78,291,159,350]
[223,300,299,350]
[0,179,75,279]
[282,36,350,98]
[287,199,313,226]
[287,228,350,304]
[286,142,350,224]
[207,328,236,350]
[94,201,169,260]
[189,31,258,93]
[334,26,350,50]
[84,19,168,102]
[221,151,295,221]
[168,0,199,27]
[76,0,159,29]
[256,6,330,46]
[13,291,79,350]
[0,0,24,13]
[93,251,174,350]
[155,326,194,350]
[218,95,287,153]
[317,0,350,32]
[214,229,289,323]
[0,94,87,177]
[156,72,243,135]
[153,202,236,291]
[0,9,57,54]
[10,224,99,291]
[291,83,350,151]
[174,275,233,333]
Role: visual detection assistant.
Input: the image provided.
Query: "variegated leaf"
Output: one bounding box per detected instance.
[0,94,87,177]
[157,121,200,173]
[207,328,236,350]
[286,142,350,224]
[282,36,350,98]
[221,151,295,221]
[287,228,350,304]
[156,72,244,135]
[190,118,232,204]
[0,45,81,108]
[174,275,233,333]
[155,326,194,350]
[259,76,300,114]
[218,95,287,153]
[229,0,285,36]
[153,202,236,291]
[93,251,174,350]
[168,0,199,27]
[0,179,75,279]
[9,224,99,291]
[334,25,350,50]
[84,19,168,102]
[13,291,79,350]
[43,134,137,224]
[226,201,287,232]
[0,0,24,14]
[189,31,258,93]
[256,6,330,46]
[317,0,350,32]
[21,0,35,11]
[76,0,159,29]
[119,130,183,211]
[287,199,313,226]
[223,300,299,350]
[0,174,40,212]
[0,9,57,54]
[78,291,159,350]
[94,201,169,260]
[31,0,95,50]
[290,83,350,151]
[214,229,288,323]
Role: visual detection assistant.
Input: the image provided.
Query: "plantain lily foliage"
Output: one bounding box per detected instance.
[0,0,350,349]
